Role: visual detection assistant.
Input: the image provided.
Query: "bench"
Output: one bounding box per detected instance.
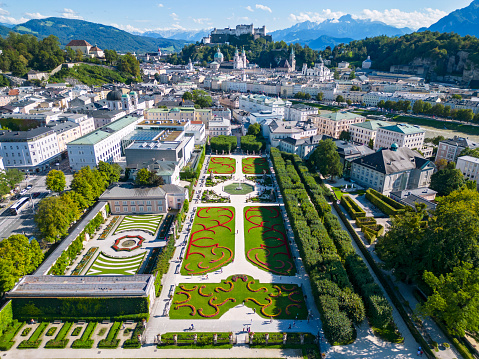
[102,320,110,325]
[125,320,135,325]
[53,320,62,324]
[77,320,86,325]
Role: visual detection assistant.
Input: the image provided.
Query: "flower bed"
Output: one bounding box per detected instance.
[112,236,145,252]
[99,216,119,240]
[201,190,230,203]
[71,247,98,275]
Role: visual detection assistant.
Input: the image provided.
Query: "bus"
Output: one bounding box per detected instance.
[9,197,29,215]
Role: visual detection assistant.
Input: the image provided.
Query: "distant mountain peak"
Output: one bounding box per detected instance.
[425,0,479,37]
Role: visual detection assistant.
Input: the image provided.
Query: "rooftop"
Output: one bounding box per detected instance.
[100,183,167,200]
[351,120,389,131]
[380,123,425,135]
[320,112,365,122]
[0,127,55,142]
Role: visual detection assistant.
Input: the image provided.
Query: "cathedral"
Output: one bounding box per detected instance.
[302,56,333,82]
[233,47,248,70]
[106,88,139,112]
[276,48,296,73]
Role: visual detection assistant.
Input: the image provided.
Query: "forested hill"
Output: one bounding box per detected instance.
[167,36,321,69]
[329,31,479,83]
[11,17,186,53]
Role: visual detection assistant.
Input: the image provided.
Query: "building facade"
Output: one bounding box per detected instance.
[435,137,479,163]
[239,94,291,117]
[311,112,365,139]
[208,118,232,137]
[349,120,389,145]
[374,124,425,151]
[456,156,479,184]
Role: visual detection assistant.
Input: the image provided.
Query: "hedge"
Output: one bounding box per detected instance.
[341,195,366,219]
[332,200,436,358]
[0,301,13,337]
[17,322,48,349]
[153,233,176,296]
[45,322,72,349]
[98,321,122,348]
[0,320,24,351]
[365,189,405,216]
[12,297,149,321]
[123,322,144,349]
[72,322,97,349]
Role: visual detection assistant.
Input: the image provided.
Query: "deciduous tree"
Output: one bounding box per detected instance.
[46,169,66,193]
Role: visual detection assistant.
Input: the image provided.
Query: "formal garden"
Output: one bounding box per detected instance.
[242,157,271,175]
[207,157,236,174]
[114,214,163,235]
[224,182,254,195]
[170,275,307,320]
[87,252,146,275]
[181,206,235,275]
[244,206,296,276]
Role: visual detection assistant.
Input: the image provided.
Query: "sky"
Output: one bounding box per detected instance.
[0,0,473,33]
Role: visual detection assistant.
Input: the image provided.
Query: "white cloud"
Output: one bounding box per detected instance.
[25,12,47,19]
[0,7,8,15]
[239,17,250,21]
[157,3,164,7]
[245,6,254,12]
[356,8,447,30]
[192,18,210,24]
[288,9,346,23]
[110,23,144,33]
[0,7,28,24]
[255,4,272,13]
[61,8,83,20]
[170,12,179,21]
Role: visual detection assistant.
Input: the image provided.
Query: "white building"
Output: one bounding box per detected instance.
[374,124,425,151]
[350,120,389,145]
[60,113,95,136]
[233,47,247,70]
[457,156,479,184]
[301,57,333,82]
[239,94,291,117]
[67,115,141,171]
[362,56,372,69]
[208,118,232,137]
[435,137,479,163]
[285,103,317,122]
[0,127,61,172]
[265,120,318,148]
[310,112,365,139]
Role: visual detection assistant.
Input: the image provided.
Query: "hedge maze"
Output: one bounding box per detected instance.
[244,206,296,276]
[207,157,236,174]
[181,207,235,275]
[87,252,146,275]
[115,214,163,235]
[242,157,270,174]
[170,275,307,320]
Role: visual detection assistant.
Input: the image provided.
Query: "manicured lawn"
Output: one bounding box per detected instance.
[223,183,254,195]
[181,207,235,275]
[87,252,146,275]
[242,157,270,174]
[115,214,163,235]
[244,206,296,276]
[207,157,236,174]
[333,187,366,199]
[170,275,307,320]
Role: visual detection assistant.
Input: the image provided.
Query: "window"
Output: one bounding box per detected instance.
[131,206,136,212]
[115,206,120,212]
[139,206,144,212]
[159,206,163,212]
[147,206,152,212]
[114,201,119,205]
[131,201,136,205]
[123,201,127,205]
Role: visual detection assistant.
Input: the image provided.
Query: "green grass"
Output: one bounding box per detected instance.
[98,322,122,349]
[158,332,232,349]
[87,252,146,275]
[0,320,24,351]
[333,187,366,199]
[71,322,97,349]
[224,183,254,195]
[170,275,307,320]
[115,214,163,234]
[207,157,236,174]
[181,206,235,275]
[244,206,296,276]
[242,157,270,174]
[290,100,340,112]
[17,322,48,349]
[45,322,73,349]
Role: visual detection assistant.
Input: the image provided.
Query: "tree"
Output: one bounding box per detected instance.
[339,130,351,141]
[0,234,43,292]
[420,262,479,337]
[368,139,374,149]
[191,89,213,108]
[376,204,429,282]
[117,52,141,79]
[46,169,66,193]
[182,91,193,101]
[4,169,24,189]
[104,49,118,65]
[430,162,465,196]
[452,94,462,100]
[135,168,151,186]
[335,95,345,103]
[35,196,79,242]
[308,139,343,179]
[75,49,83,62]
[349,71,355,79]
[211,135,238,153]
[434,158,448,171]
[247,123,261,136]
[412,100,424,114]
[460,147,479,158]
[98,161,121,184]
[149,171,165,186]
[316,92,324,101]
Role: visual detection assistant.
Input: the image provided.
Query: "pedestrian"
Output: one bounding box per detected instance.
[288,324,291,329]
[243,327,245,332]
[417,350,421,356]
[253,308,256,314]
[420,350,423,357]
[270,316,273,323]
[250,318,252,324]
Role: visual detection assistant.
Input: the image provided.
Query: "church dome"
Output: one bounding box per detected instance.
[214,48,224,61]
[106,89,122,101]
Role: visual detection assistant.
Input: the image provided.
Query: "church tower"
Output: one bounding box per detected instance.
[302,63,308,75]
[290,47,296,72]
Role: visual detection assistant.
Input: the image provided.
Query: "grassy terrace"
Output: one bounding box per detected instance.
[87,252,146,275]
[115,214,163,235]
[242,157,271,174]
[181,207,235,275]
[207,157,236,174]
[170,275,307,320]
[244,206,296,276]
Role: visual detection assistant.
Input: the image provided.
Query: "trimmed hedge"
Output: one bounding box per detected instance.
[365,189,405,216]
[0,320,24,351]
[98,321,122,348]
[123,322,144,349]
[153,233,176,296]
[0,301,13,338]
[45,322,72,349]
[72,322,97,349]
[17,322,48,349]
[341,195,366,219]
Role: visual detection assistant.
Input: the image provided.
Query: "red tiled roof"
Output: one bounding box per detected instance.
[8,89,19,96]
[66,40,92,47]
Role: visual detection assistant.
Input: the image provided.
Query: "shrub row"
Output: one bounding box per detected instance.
[0,320,24,351]
[45,322,72,349]
[159,332,231,347]
[153,233,176,296]
[123,322,144,349]
[365,189,405,216]
[355,216,384,244]
[270,148,361,345]
[180,145,206,180]
[341,195,366,219]
[71,322,97,349]
[17,322,48,349]
[98,321,122,349]
[288,153,396,331]
[331,200,436,358]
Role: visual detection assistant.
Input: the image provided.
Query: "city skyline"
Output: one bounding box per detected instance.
[0,0,473,34]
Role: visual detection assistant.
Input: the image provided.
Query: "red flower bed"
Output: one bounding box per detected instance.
[112,235,145,251]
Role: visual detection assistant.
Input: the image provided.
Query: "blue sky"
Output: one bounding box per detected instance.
[0,0,473,32]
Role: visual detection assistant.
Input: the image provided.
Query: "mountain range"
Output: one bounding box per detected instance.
[421,0,479,37]
[141,28,211,42]
[0,17,187,53]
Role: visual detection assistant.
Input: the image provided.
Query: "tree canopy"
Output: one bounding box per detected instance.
[430,162,465,196]
[210,135,237,154]
[46,169,66,193]
[308,139,343,179]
